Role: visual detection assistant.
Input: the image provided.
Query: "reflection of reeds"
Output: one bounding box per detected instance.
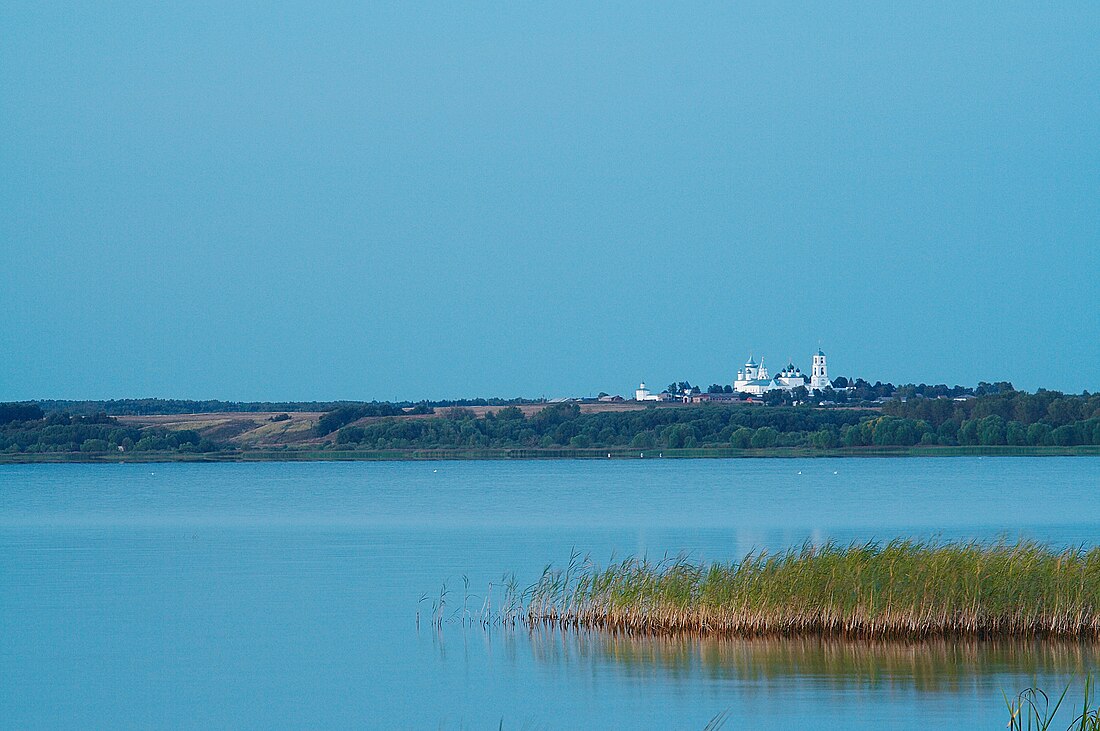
[526,540,1100,639]
[523,630,1100,692]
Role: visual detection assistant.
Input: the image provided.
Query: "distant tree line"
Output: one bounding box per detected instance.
[36,397,542,417]
[329,390,1100,451]
[880,389,1100,447]
[416,397,537,408]
[743,379,1018,408]
[0,403,44,424]
[0,408,221,454]
[10,385,1098,455]
[36,399,363,416]
[823,379,1014,403]
[332,403,869,450]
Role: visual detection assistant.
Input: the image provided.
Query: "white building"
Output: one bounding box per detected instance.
[732,356,774,396]
[809,350,829,391]
[634,382,671,402]
[733,351,831,395]
[776,361,806,389]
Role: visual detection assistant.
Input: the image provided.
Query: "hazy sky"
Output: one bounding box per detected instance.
[2,3,1098,401]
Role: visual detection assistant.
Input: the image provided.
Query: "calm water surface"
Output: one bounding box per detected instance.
[2,458,1099,729]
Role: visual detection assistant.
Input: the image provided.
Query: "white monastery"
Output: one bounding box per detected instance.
[634,350,833,402]
[732,350,830,395]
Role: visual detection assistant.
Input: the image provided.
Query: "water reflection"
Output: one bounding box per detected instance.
[522,629,1100,691]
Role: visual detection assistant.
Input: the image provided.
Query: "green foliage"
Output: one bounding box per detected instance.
[977,415,1007,445]
[328,403,873,451]
[750,426,778,448]
[448,407,479,421]
[495,406,524,420]
[833,416,934,448]
[810,428,838,449]
[0,403,44,424]
[0,411,222,454]
[729,427,753,448]
[1029,423,1054,446]
[315,403,405,436]
[958,419,980,445]
[885,391,1100,431]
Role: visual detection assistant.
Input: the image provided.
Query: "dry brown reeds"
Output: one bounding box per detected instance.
[526,540,1100,639]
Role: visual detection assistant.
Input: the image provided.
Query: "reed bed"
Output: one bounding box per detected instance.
[526,540,1100,639]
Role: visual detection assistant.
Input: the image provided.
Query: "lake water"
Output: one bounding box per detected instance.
[2,457,1099,729]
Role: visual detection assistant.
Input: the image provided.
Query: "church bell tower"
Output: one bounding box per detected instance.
[810,350,829,391]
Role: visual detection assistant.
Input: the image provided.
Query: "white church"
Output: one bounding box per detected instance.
[733,350,830,395]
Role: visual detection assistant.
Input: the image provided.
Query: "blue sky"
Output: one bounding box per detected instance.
[2,2,1098,401]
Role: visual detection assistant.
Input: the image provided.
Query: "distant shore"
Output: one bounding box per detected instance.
[5,391,1099,462]
[2,445,1098,464]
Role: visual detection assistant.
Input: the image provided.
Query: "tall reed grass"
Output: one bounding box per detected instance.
[1005,676,1100,730]
[526,540,1100,639]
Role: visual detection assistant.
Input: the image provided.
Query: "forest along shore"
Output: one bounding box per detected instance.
[1,389,1099,461]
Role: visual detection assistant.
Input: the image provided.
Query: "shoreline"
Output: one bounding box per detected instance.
[2,444,1099,464]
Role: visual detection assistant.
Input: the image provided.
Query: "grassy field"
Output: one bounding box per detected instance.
[525,540,1100,639]
[115,412,324,447]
